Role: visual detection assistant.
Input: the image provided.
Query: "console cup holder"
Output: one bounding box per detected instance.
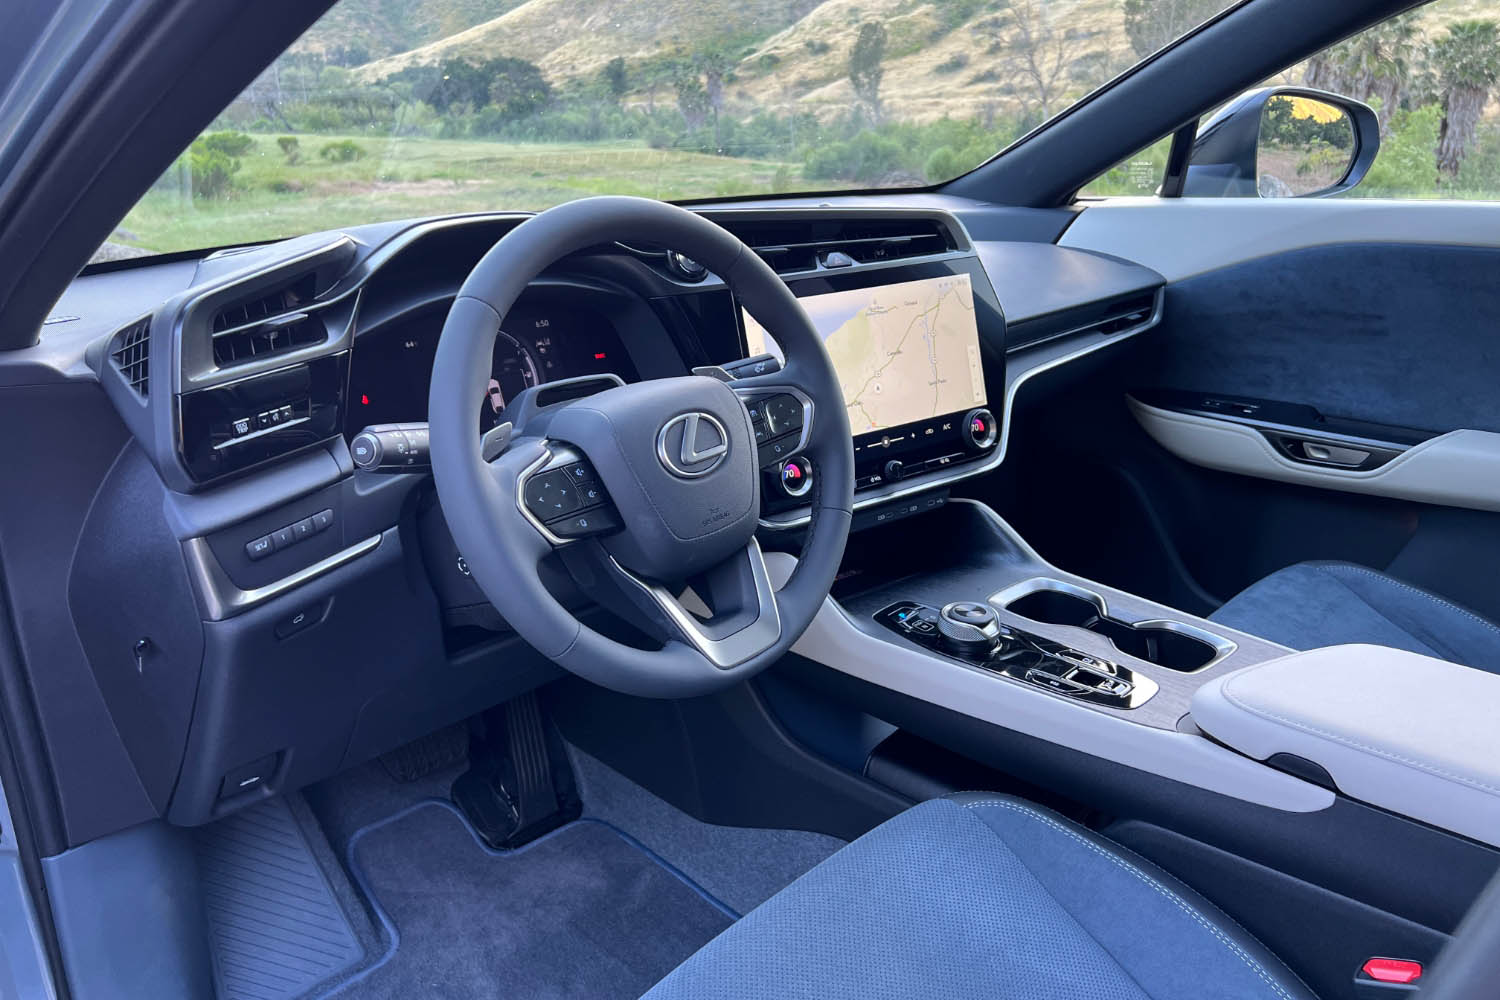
[993,580,1232,672]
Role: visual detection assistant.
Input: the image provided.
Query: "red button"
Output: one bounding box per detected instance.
[1362,958,1423,984]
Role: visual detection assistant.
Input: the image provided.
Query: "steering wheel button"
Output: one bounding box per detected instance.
[573,482,606,507]
[524,470,582,520]
[763,395,803,434]
[758,434,797,466]
[551,506,622,538]
[563,462,597,484]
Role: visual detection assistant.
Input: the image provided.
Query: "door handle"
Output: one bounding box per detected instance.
[1285,438,1371,468]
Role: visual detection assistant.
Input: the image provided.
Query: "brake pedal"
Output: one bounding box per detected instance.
[451,691,581,848]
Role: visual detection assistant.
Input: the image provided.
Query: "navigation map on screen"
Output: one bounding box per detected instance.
[742,273,985,435]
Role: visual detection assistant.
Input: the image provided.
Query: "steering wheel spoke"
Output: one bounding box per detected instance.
[604,539,782,669]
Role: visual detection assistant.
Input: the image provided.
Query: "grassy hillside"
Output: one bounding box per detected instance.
[356,0,802,83]
[342,0,1500,124]
[294,0,523,60]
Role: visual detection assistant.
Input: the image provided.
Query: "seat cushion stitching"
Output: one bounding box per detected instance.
[960,800,1296,1000]
[949,803,1158,1000]
[1219,675,1500,796]
[1317,563,1500,638]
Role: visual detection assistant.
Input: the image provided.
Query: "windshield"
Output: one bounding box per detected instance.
[97,0,1238,261]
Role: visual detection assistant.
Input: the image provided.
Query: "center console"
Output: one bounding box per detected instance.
[767,499,1331,813]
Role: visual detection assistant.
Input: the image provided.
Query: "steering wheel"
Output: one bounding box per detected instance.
[428,196,854,698]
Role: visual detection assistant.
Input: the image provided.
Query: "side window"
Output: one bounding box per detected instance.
[1292,6,1499,199]
[1078,136,1173,197]
[1080,1,1500,201]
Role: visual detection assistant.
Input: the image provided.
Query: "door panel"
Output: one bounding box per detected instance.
[985,199,1500,624]
[1059,197,1500,282]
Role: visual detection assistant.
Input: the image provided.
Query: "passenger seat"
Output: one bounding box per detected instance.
[1209,561,1500,674]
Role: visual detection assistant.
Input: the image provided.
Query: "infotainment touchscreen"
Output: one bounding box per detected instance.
[741,273,985,435]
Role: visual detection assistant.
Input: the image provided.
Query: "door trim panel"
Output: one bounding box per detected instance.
[1129,396,1500,512]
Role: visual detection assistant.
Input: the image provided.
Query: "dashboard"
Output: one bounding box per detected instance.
[23,203,1164,838]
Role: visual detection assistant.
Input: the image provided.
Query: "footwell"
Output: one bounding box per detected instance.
[320,801,735,999]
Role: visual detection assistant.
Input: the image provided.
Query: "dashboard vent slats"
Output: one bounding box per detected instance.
[630,216,958,279]
[210,273,328,368]
[109,317,152,398]
[1004,291,1159,352]
[739,218,955,276]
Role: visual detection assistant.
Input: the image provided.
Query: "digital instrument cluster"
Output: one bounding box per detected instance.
[344,298,638,435]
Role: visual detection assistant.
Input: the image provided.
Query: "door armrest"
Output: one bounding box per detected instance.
[1192,644,1500,847]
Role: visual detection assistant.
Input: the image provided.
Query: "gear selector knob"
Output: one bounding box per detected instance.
[937,601,1001,655]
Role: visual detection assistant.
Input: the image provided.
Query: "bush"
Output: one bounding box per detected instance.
[925,146,966,182]
[276,136,300,164]
[1359,104,1441,196]
[804,130,907,183]
[319,139,367,163]
[935,53,969,74]
[197,130,254,158]
[265,178,304,194]
[187,143,240,199]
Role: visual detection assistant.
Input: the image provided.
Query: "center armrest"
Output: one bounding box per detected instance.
[1192,644,1500,847]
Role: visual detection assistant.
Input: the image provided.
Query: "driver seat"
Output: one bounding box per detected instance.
[643,794,1312,999]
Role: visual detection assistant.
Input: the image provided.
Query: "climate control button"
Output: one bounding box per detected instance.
[779,456,813,498]
[962,408,998,450]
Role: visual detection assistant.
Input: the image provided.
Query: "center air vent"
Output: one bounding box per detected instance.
[210,273,328,367]
[733,217,956,275]
[109,317,152,397]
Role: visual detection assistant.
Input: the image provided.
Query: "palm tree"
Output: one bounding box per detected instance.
[1303,13,1420,136]
[1432,20,1500,179]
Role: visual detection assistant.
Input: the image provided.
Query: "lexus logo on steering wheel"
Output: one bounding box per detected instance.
[657,412,730,478]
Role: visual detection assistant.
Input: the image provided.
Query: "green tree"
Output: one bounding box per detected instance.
[1432,20,1500,178]
[600,57,629,102]
[486,58,552,122]
[1121,0,1223,61]
[696,48,734,151]
[849,21,887,123]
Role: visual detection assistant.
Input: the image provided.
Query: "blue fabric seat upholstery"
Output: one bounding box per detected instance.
[1210,561,1500,674]
[643,794,1312,1000]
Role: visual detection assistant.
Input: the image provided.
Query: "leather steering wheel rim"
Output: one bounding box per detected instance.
[428,196,853,697]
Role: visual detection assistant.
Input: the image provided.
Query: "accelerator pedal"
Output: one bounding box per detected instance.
[452,690,581,848]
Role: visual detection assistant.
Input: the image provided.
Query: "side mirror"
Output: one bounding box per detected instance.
[1182,87,1379,198]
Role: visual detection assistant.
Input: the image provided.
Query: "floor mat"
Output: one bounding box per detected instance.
[570,747,846,915]
[195,796,365,1000]
[325,801,735,999]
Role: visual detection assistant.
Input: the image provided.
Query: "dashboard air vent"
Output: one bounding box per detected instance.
[1005,291,1159,352]
[210,273,327,367]
[109,317,152,397]
[735,217,954,275]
